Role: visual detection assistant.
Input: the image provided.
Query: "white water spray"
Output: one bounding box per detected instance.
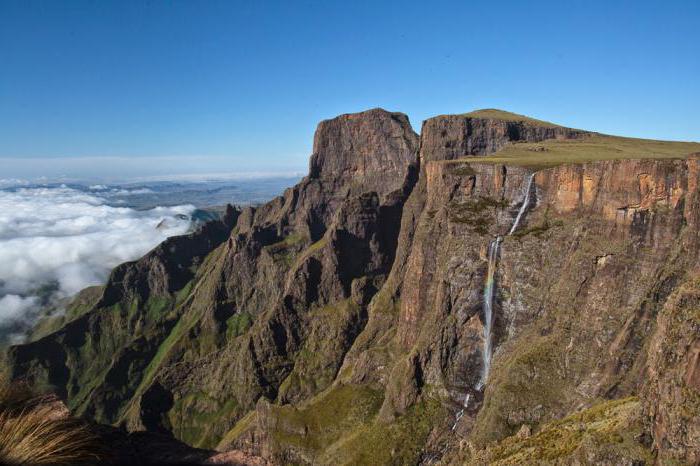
[477,173,535,390]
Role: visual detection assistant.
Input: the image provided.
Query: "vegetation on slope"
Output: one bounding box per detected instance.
[225,382,445,466]
[318,395,444,466]
[465,397,653,465]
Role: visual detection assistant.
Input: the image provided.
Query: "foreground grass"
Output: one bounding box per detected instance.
[447,133,700,169]
[0,380,103,465]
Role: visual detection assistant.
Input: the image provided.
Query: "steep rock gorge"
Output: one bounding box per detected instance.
[6,109,700,465]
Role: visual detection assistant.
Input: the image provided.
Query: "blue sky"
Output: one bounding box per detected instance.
[1,0,699,180]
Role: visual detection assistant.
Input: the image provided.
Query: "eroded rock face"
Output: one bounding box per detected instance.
[100,208,240,306]
[642,278,700,465]
[339,154,700,461]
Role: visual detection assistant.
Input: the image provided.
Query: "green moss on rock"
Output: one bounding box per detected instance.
[226,311,253,339]
[448,196,509,234]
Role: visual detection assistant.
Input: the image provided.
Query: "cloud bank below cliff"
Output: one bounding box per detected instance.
[0,185,195,335]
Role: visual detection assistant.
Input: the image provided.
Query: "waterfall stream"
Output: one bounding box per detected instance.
[476,236,501,390]
[451,393,471,431]
[477,173,535,390]
[508,173,536,235]
[450,173,536,435]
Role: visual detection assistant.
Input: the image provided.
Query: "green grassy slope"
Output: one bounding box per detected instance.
[463,397,653,465]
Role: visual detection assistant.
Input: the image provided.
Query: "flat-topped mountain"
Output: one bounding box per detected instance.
[309,108,418,195]
[4,109,700,465]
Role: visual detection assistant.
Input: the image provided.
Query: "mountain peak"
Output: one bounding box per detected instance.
[308,108,418,196]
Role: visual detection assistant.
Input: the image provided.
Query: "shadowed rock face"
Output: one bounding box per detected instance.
[642,276,700,465]
[5,110,700,465]
[100,206,241,307]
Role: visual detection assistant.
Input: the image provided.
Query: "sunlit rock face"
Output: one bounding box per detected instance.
[309,108,418,196]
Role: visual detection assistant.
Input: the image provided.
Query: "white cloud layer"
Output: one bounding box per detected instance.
[0,295,38,324]
[0,185,195,331]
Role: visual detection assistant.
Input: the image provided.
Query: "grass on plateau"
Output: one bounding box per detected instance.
[460,109,561,127]
[448,134,700,169]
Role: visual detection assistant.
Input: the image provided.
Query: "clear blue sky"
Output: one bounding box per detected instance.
[1,0,699,180]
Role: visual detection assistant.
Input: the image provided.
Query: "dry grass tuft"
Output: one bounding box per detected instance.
[0,378,105,466]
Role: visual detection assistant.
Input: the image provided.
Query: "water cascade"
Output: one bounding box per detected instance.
[508,173,536,235]
[451,393,471,431]
[477,173,535,390]
[449,173,535,434]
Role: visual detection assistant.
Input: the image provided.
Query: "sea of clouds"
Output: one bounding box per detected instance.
[0,184,195,340]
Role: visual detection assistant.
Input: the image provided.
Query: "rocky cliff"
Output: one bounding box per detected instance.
[5,109,700,465]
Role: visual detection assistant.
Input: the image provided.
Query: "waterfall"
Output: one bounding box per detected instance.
[508,173,536,235]
[476,237,501,390]
[450,173,536,434]
[477,173,535,390]
[451,394,471,431]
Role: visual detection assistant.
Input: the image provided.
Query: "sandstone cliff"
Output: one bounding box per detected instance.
[5,109,700,465]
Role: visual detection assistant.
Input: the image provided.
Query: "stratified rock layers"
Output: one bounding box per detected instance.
[7,110,700,464]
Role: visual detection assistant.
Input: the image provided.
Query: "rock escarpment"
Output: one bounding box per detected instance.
[419,110,586,163]
[6,109,700,465]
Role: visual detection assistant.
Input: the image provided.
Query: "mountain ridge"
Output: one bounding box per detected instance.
[4,108,700,465]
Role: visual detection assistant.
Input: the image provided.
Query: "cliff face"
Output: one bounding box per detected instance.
[642,275,700,465]
[419,112,586,163]
[309,110,417,195]
[6,110,700,465]
[329,128,699,463]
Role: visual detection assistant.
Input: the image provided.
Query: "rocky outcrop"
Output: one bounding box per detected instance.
[420,111,586,163]
[5,109,700,465]
[100,206,240,306]
[309,109,418,196]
